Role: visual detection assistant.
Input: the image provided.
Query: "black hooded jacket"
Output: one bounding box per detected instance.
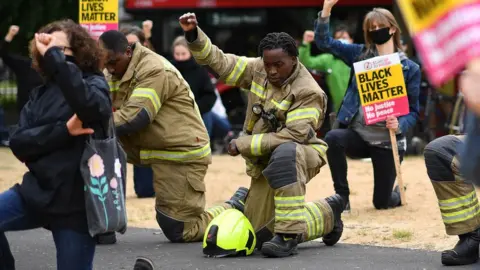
[9,47,112,232]
[172,57,216,115]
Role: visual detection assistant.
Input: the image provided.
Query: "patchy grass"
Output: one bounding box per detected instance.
[392,229,413,241]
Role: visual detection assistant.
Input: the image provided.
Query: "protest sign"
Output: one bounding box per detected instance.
[353,53,409,125]
[397,0,480,87]
[79,0,118,39]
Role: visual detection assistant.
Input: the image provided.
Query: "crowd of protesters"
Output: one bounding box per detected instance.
[0,2,477,269]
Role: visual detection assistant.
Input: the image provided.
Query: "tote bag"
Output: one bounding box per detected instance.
[80,117,128,237]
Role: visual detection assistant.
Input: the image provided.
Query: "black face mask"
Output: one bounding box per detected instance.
[368,27,393,45]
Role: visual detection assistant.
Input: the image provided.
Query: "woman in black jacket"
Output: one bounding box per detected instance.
[0,20,112,270]
[171,36,217,136]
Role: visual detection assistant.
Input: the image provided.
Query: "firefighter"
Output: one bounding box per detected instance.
[97,30,248,243]
[179,13,347,258]
[424,135,480,266]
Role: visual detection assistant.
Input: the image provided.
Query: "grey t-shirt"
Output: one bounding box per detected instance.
[350,107,406,151]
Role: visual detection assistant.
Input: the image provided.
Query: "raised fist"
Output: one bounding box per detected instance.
[179,13,198,32]
[5,25,19,42]
[323,0,339,9]
[142,20,153,31]
[303,30,314,44]
[8,25,19,36]
[142,20,153,38]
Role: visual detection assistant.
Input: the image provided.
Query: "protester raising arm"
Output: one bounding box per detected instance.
[9,31,111,162]
[298,30,335,71]
[35,33,111,124]
[180,13,258,90]
[0,25,30,76]
[314,0,363,66]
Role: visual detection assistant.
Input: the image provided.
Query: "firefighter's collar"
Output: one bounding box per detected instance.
[279,59,301,88]
[120,42,142,84]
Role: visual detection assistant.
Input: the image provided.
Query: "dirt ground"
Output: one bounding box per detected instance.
[0,148,470,252]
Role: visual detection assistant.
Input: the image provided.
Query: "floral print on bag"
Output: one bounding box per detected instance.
[86,154,125,228]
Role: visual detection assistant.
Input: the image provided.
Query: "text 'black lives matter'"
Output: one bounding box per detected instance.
[358,67,405,103]
[81,0,116,22]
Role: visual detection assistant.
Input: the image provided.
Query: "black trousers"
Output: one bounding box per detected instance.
[324,128,404,209]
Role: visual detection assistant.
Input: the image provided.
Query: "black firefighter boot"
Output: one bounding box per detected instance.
[261,233,299,258]
[225,187,249,213]
[323,194,347,246]
[442,228,480,266]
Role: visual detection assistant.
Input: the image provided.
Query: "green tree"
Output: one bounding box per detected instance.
[0,0,78,57]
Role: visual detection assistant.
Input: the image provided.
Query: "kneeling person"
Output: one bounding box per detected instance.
[179,12,347,258]
[98,31,247,243]
[424,135,480,266]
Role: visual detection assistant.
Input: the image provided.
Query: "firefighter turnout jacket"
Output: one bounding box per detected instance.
[187,27,328,173]
[109,43,211,165]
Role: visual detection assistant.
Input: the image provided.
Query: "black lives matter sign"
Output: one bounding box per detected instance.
[353,53,410,125]
[79,0,118,39]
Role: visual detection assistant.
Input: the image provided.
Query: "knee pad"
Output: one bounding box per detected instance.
[263,142,297,189]
[155,209,185,243]
[424,136,460,182]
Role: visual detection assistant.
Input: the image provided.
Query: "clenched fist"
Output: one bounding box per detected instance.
[5,25,19,42]
[303,30,314,44]
[179,13,198,32]
[322,0,339,17]
[142,20,153,39]
[323,0,339,9]
[35,33,57,56]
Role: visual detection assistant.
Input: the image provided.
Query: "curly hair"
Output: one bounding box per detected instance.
[30,19,102,75]
[257,32,298,57]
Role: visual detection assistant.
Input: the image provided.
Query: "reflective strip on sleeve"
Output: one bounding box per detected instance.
[131,88,161,113]
[271,99,291,110]
[108,81,119,92]
[286,108,320,125]
[274,196,305,208]
[311,144,328,160]
[140,143,211,162]
[439,191,480,224]
[250,133,265,156]
[206,205,227,218]
[250,82,266,99]
[191,38,212,60]
[274,208,306,221]
[225,57,248,86]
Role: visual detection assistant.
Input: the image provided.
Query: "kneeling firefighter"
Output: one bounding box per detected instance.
[98,30,248,244]
[179,12,347,258]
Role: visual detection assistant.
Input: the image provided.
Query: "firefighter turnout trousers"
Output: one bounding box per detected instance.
[243,142,334,246]
[152,162,233,243]
[424,135,480,235]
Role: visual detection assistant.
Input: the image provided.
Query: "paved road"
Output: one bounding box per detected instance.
[6,227,475,270]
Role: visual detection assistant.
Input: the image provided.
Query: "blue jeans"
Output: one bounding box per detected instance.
[0,189,96,270]
[202,111,232,140]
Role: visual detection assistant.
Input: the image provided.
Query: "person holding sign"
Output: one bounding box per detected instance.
[314,0,421,210]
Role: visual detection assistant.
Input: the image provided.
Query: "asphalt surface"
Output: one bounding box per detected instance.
[6,227,475,270]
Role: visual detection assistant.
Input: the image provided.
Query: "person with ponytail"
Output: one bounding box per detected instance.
[314,0,421,211]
